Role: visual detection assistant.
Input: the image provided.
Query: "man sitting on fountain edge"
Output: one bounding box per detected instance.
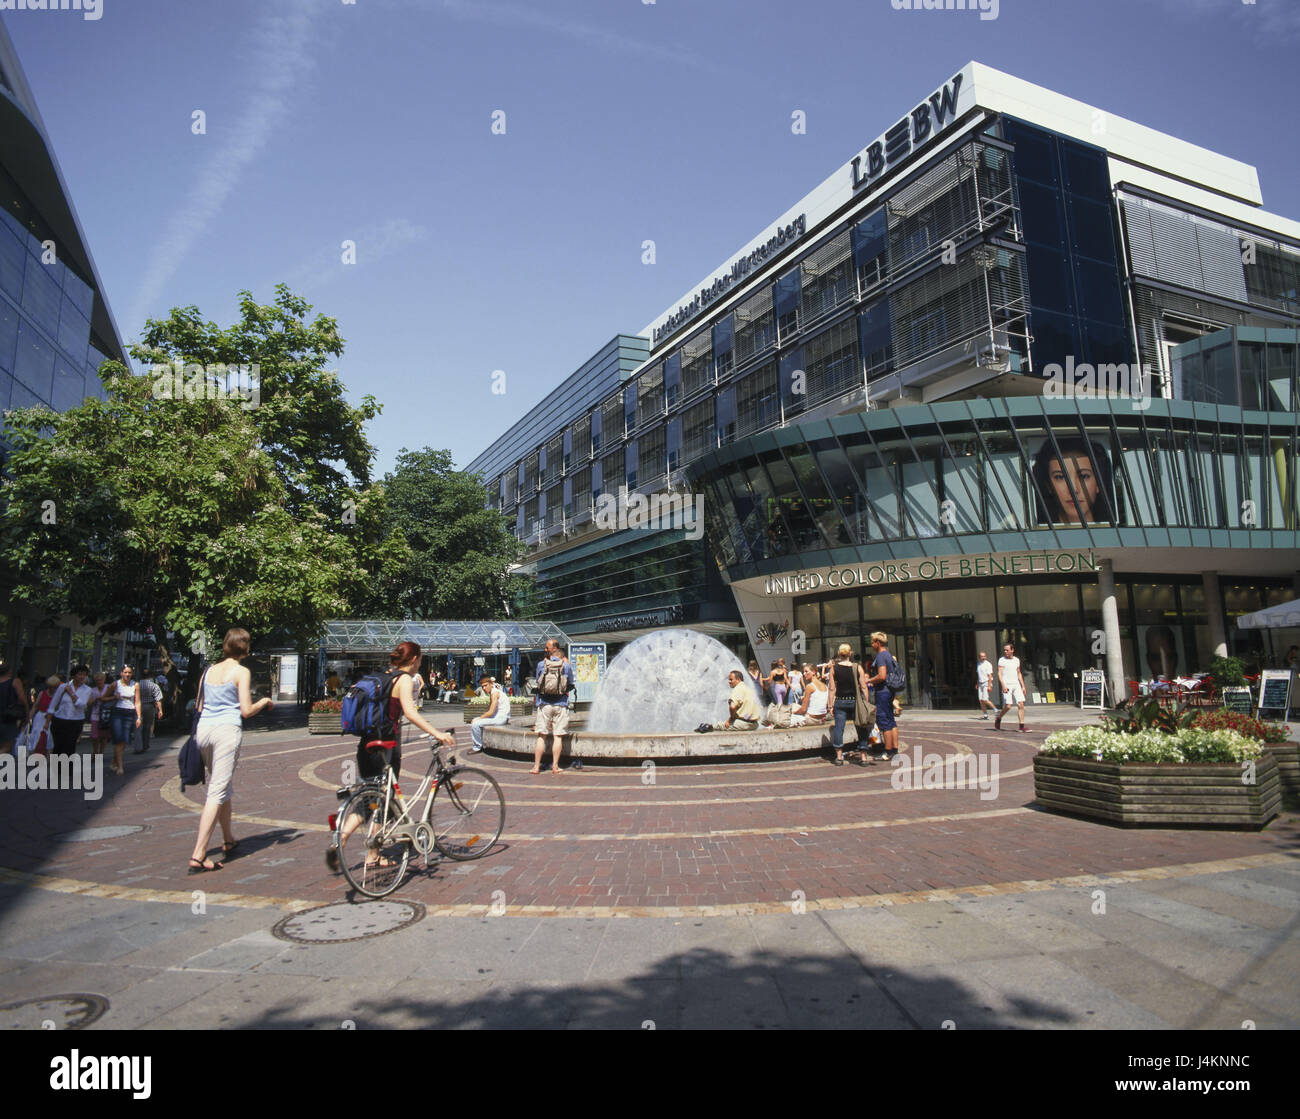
[711,669,762,732]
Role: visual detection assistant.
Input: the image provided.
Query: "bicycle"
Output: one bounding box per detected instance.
[330,733,506,899]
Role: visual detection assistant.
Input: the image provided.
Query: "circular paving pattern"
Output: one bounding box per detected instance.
[0,717,1295,917]
[0,993,109,1030]
[272,900,426,943]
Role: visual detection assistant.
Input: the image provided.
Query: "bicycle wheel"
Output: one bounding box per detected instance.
[337,786,409,897]
[430,766,505,860]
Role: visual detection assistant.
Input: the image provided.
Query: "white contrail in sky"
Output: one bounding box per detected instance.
[128,0,321,333]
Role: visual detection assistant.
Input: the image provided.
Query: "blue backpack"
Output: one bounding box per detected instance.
[340,672,400,740]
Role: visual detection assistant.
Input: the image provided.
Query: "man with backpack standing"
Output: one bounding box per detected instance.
[532,638,575,775]
[865,632,905,761]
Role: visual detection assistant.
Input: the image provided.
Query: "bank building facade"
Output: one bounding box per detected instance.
[469,61,1300,708]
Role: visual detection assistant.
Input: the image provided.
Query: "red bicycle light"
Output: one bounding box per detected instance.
[328,813,337,830]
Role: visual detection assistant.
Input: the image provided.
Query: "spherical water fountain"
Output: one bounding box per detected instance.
[587,628,749,735]
[480,627,849,761]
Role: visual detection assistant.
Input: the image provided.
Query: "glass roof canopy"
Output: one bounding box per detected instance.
[322,620,571,653]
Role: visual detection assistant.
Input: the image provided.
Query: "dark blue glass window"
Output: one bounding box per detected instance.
[858,303,893,378]
[664,351,681,409]
[716,386,737,445]
[13,320,54,401]
[591,408,602,454]
[774,267,801,340]
[666,416,681,472]
[852,208,888,291]
[0,227,24,301]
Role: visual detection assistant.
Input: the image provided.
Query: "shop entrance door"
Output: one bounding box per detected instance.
[923,626,977,708]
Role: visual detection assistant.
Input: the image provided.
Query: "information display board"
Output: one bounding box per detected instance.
[1221,687,1253,715]
[1079,668,1105,710]
[1257,670,1292,717]
[569,642,607,704]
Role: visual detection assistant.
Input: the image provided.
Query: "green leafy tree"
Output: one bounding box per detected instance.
[135,284,377,518]
[372,447,526,619]
[0,287,409,658]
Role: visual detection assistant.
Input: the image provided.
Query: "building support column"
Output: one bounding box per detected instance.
[1203,571,1227,659]
[1098,559,1125,707]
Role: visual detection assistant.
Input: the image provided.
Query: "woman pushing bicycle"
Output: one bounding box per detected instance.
[327,640,454,871]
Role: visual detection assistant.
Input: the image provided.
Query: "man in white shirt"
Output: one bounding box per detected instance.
[975,651,995,720]
[994,643,1027,732]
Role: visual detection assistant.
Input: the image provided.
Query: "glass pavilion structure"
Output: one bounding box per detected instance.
[319,620,572,695]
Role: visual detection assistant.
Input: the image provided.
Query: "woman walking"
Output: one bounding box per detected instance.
[104,665,142,775]
[187,629,274,874]
[49,666,94,755]
[825,644,873,766]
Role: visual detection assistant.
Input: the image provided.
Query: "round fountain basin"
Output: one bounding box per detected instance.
[481,722,866,761]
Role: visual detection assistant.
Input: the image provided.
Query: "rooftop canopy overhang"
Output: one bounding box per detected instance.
[321,620,571,655]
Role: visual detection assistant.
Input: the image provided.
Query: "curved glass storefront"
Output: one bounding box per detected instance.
[690,391,1299,576]
[688,384,1300,704]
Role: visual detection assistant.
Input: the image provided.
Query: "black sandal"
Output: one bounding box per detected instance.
[222,839,240,856]
[188,857,223,874]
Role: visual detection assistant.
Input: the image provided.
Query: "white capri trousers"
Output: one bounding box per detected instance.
[198,722,242,804]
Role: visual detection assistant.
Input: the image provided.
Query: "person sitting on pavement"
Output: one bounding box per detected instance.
[470,673,510,753]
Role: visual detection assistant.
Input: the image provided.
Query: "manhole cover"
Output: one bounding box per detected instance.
[0,994,108,1030]
[272,901,425,944]
[56,825,147,842]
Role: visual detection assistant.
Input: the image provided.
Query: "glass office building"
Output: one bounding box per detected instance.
[471,62,1300,705]
[0,20,133,678]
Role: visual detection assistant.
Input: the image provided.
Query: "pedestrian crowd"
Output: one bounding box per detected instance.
[0,659,174,775]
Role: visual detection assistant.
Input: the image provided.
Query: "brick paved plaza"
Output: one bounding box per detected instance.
[1,710,1297,1029]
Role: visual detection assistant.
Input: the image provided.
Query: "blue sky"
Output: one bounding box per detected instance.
[6,0,1298,476]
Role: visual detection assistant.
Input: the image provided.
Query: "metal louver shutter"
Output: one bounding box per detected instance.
[1149,205,1203,290]
[1196,222,1249,303]
[1122,199,1158,278]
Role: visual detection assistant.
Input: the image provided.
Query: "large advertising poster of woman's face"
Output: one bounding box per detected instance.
[1031,435,1118,525]
[1137,624,1184,681]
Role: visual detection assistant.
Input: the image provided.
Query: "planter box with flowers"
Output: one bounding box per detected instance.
[1034,721,1281,829]
[1192,708,1298,800]
[309,699,343,735]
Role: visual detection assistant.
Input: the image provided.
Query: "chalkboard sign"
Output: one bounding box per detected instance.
[1257,670,1292,716]
[1079,669,1105,710]
[1221,687,1253,715]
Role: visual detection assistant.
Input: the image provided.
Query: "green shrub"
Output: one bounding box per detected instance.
[1208,655,1247,691]
[1103,696,1196,735]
